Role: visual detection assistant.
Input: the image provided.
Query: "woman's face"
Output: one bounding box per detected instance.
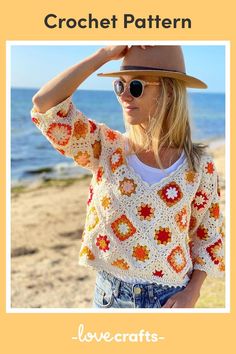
[116,75,161,130]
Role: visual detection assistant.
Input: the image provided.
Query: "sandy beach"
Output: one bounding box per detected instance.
[11,142,226,309]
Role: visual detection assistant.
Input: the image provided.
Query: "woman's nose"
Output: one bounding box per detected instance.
[119,87,133,102]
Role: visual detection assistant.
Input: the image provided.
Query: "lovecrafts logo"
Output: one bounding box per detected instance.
[72,323,165,343]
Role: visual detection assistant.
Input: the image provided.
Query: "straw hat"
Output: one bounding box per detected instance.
[97,46,207,89]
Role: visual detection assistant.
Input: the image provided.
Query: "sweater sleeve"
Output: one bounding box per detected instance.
[31,96,118,173]
[189,156,225,278]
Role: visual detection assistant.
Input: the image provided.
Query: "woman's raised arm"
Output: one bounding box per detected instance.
[32,45,129,113]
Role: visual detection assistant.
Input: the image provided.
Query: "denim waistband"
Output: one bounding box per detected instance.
[97,270,184,297]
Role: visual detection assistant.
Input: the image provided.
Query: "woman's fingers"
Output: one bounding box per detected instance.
[161,298,175,308]
[103,45,129,60]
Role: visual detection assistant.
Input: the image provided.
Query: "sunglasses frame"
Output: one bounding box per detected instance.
[112,79,160,98]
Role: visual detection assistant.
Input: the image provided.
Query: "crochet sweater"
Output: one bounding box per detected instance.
[31,96,225,287]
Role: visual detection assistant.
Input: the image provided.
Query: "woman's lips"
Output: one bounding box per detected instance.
[123,106,138,112]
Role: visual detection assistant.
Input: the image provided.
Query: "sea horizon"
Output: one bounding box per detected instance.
[11,88,225,184]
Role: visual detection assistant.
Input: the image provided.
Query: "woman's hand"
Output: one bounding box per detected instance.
[139,45,155,49]
[102,45,129,61]
[102,45,154,61]
[161,287,200,308]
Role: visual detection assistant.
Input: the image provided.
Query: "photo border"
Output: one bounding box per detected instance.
[6,40,230,314]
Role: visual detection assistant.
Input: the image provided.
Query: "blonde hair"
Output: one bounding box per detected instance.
[124,77,207,172]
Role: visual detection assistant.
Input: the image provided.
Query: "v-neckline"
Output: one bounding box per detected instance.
[120,133,188,189]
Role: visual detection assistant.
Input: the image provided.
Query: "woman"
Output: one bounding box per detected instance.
[31,45,225,308]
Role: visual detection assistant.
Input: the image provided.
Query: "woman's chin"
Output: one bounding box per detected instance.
[124,114,141,125]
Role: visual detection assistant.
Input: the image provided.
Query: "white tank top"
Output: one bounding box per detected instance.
[126,150,185,185]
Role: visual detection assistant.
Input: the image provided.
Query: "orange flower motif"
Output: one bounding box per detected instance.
[209,203,220,219]
[92,140,102,159]
[106,129,118,142]
[96,235,110,252]
[137,203,154,221]
[193,190,208,210]
[101,195,111,209]
[158,182,183,207]
[167,246,187,273]
[175,207,188,231]
[154,227,172,245]
[196,224,209,240]
[46,123,72,146]
[74,151,90,167]
[206,239,223,265]
[205,161,215,174]
[79,246,95,260]
[110,148,124,172]
[111,258,129,270]
[73,120,88,139]
[185,170,197,184]
[119,178,137,196]
[96,166,104,183]
[132,244,150,262]
[111,214,136,241]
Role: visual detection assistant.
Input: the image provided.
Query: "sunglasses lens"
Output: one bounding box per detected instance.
[130,80,143,98]
[114,80,124,96]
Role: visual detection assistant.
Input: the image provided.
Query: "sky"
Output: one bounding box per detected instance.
[10,44,226,93]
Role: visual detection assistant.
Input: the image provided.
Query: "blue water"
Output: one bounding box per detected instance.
[11,88,225,183]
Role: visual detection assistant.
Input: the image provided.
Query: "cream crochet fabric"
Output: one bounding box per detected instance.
[31,96,225,287]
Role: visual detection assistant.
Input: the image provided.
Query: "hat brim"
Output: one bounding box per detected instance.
[97,70,207,89]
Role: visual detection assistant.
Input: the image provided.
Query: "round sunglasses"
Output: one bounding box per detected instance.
[113,79,160,98]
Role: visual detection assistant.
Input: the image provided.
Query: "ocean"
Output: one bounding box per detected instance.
[11,88,225,184]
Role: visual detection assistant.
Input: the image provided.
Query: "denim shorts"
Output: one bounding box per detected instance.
[92,270,186,309]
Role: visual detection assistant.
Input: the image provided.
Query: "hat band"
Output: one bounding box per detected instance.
[120,65,186,74]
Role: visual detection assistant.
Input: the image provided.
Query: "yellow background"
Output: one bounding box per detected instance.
[1,0,233,353]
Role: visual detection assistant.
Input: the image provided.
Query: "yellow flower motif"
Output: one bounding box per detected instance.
[101,195,111,209]
[79,246,95,260]
[185,170,197,184]
[86,206,99,231]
